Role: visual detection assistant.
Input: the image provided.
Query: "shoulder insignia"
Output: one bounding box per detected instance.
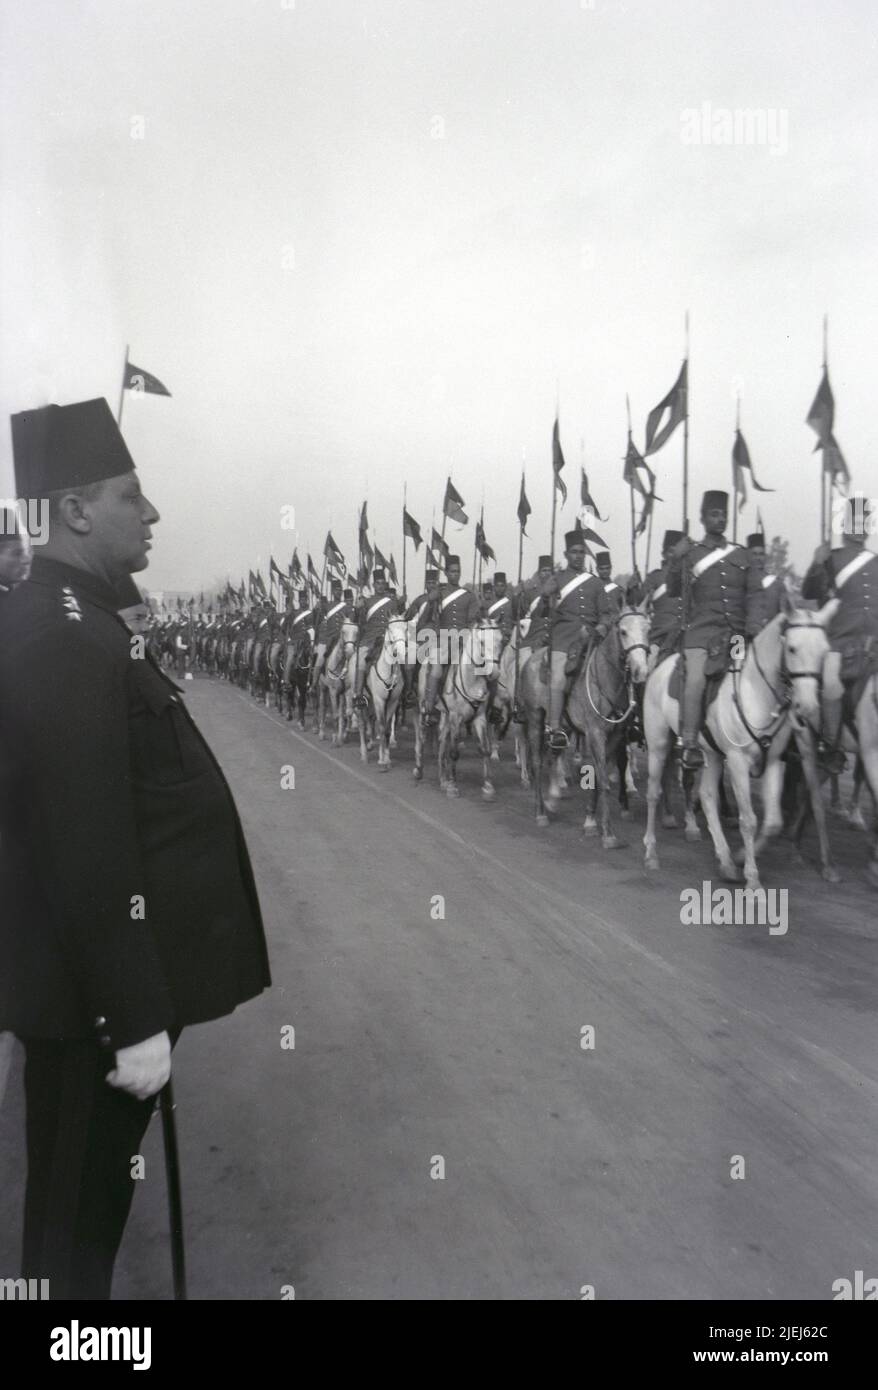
[61,586,83,621]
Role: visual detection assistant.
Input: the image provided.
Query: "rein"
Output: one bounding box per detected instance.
[584,613,649,725]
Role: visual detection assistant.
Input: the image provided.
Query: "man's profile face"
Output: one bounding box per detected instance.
[85,472,159,575]
[0,535,32,586]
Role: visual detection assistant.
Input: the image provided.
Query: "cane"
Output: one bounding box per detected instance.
[159,1080,187,1301]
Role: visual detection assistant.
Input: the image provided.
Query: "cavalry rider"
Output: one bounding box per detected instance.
[667,489,762,770]
[645,528,684,669]
[403,567,440,706]
[537,530,611,748]
[595,550,625,616]
[311,576,351,687]
[801,495,878,772]
[747,532,783,627]
[485,571,516,649]
[353,567,398,709]
[286,586,316,644]
[422,554,482,725]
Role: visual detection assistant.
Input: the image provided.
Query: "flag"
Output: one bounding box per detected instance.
[580,467,607,520]
[644,360,687,455]
[431,527,451,563]
[475,517,496,563]
[123,361,171,396]
[552,418,568,504]
[805,366,834,445]
[238,581,246,604]
[517,473,531,533]
[581,525,608,549]
[289,549,303,583]
[443,478,468,525]
[374,543,389,573]
[403,508,423,550]
[269,557,284,582]
[256,570,268,599]
[388,553,398,586]
[635,491,655,538]
[307,554,320,593]
[623,438,660,499]
[822,433,850,490]
[358,501,373,571]
[324,531,346,576]
[248,569,258,600]
[732,429,773,509]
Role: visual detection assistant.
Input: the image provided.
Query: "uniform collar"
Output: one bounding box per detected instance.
[27,556,128,614]
[700,533,728,549]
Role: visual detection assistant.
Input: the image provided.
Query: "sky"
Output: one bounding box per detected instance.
[1,0,876,593]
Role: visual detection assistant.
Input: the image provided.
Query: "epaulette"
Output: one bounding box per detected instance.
[60,586,83,622]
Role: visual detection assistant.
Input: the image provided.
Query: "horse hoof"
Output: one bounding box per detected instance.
[661,813,679,830]
[490,749,500,762]
[602,836,625,851]
[482,785,496,802]
[412,767,422,782]
[536,814,549,828]
[645,856,660,872]
[846,810,868,831]
[582,817,598,837]
[619,808,632,821]
[447,785,460,799]
[821,864,842,884]
[377,763,389,773]
[684,826,702,843]
[545,795,560,814]
[719,862,743,883]
[521,777,531,789]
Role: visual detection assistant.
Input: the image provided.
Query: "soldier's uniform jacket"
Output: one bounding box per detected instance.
[0,558,271,1049]
[542,567,611,652]
[357,590,398,642]
[316,598,353,647]
[758,571,784,626]
[802,544,878,650]
[667,536,762,650]
[484,592,515,639]
[602,580,625,618]
[645,564,683,647]
[517,582,547,646]
[286,604,316,642]
[404,588,435,631]
[431,584,481,632]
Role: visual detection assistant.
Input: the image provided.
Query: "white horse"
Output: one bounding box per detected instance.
[436,622,502,799]
[359,618,408,769]
[643,595,838,888]
[489,624,531,786]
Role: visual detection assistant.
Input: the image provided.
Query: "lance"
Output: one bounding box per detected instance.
[626,395,637,573]
[402,483,408,606]
[512,473,526,719]
[159,1080,187,1300]
[117,343,130,428]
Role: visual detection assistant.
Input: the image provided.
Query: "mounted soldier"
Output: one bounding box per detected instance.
[534,530,611,750]
[747,531,784,627]
[422,555,482,725]
[402,566,440,707]
[595,550,627,617]
[666,489,762,770]
[801,495,878,771]
[311,576,351,688]
[485,571,515,647]
[353,568,397,709]
[645,528,684,669]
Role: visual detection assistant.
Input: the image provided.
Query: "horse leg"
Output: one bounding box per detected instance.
[661,749,678,828]
[597,732,623,850]
[476,713,495,801]
[617,740,632,820]
[698,749,741,882]
[643,735,669,871]
[528,711,548,826]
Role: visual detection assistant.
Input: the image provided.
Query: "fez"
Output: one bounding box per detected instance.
[595,551,611,566]
[343,589,354,600]
[701,490,729,512]
[11,398,136,498]
[564,531,584,549]
[747,533,765,549]
[447,555,461,567]
[425,569,439,582]
[493,572,506,583]
[372,568,385,581]
[662,529,684,551]
[538,555,553,569]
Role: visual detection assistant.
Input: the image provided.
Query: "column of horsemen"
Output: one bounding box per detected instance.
[141,488,878,882]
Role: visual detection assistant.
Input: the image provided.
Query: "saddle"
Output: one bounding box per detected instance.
[668,648,730,716]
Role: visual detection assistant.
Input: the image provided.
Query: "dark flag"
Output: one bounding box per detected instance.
[256,570,268,599]
[289,550,302,583]
[732,429,774,509]
[552,418,568,504]
[475,518,496,563]
[443,478,468,525]
[374,544,390,572]
[805,366,834,445]
[248,569,258,600]
[580,467,607,520]
[644,360,687,456]
[517,473,531,534]
[431,527,451,563]
[635,490,655,538]
[123,361,171,396]
[324,531,347,576]
[822,433,850,489]
[388,554,398,586]
[269,557,284,582]
[403,508,423,550]
[623,437,660,499]
[358,502,373,571]
[581,525,608,549]
[307,554,320,593]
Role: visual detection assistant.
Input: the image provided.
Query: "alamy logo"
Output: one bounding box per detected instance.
[679,880,788,935]
[0,1276,50,1299]
[832,1270,878,1299]
[50,1320,151,1370]
[680,103,789,156]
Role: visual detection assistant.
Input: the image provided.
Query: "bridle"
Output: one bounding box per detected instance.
[584,610,649,725]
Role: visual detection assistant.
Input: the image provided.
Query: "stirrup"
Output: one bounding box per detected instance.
[680,742,704,770]
[546,726,568,753]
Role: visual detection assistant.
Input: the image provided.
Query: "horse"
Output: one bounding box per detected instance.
[642,595,838,889]
[314,620,359,742]
[566,608,651,850]
[518,641,581,827]
[249,632,270,705]
[488,625,531,787]
[436,621,502,799]
[282,629,313,728]
[358,618,408,769]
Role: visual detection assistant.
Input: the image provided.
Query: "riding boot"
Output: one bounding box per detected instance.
[680,647,707,769]
[818,697,846,774]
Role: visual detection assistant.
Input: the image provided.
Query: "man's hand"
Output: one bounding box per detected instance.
[671,536,692,559]
[106,1030,171,1101]
[541,576,559,597]
[812,541,831,566]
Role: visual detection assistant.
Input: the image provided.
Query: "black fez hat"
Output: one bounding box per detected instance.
[331,575,342,587]
[298,588,308,600]
[343,588,354,599]
[493,571,506,583]
[447,554,461,566]
[747,533,765,549]
[564,530,584,549]
[425,568,439,581]
[662,528,684,551]
[11,398,136,498]
[701,489,728,511]
[538,554,553,569]
[595,550,611,565]
[0,505,22,540]
[372,568,385,581]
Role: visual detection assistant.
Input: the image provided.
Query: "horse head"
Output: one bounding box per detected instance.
[466,621,501,681]
[615,608,651,686]
[780,592,839,730]
[340,620,359,655]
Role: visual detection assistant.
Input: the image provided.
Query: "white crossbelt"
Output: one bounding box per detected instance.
[558,570,592,602]
[603,581,619,593]
[834,549,875,590]
[292,609,313,626]
[691,543,736,579]
[323,600,345,620]
[487,597,509,616]
[761,574,777,590]
[652,582,667,601]
[440,587,466,612]
[366,595,392,620]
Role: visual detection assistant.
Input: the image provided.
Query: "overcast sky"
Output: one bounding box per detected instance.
[2,0,876,591]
